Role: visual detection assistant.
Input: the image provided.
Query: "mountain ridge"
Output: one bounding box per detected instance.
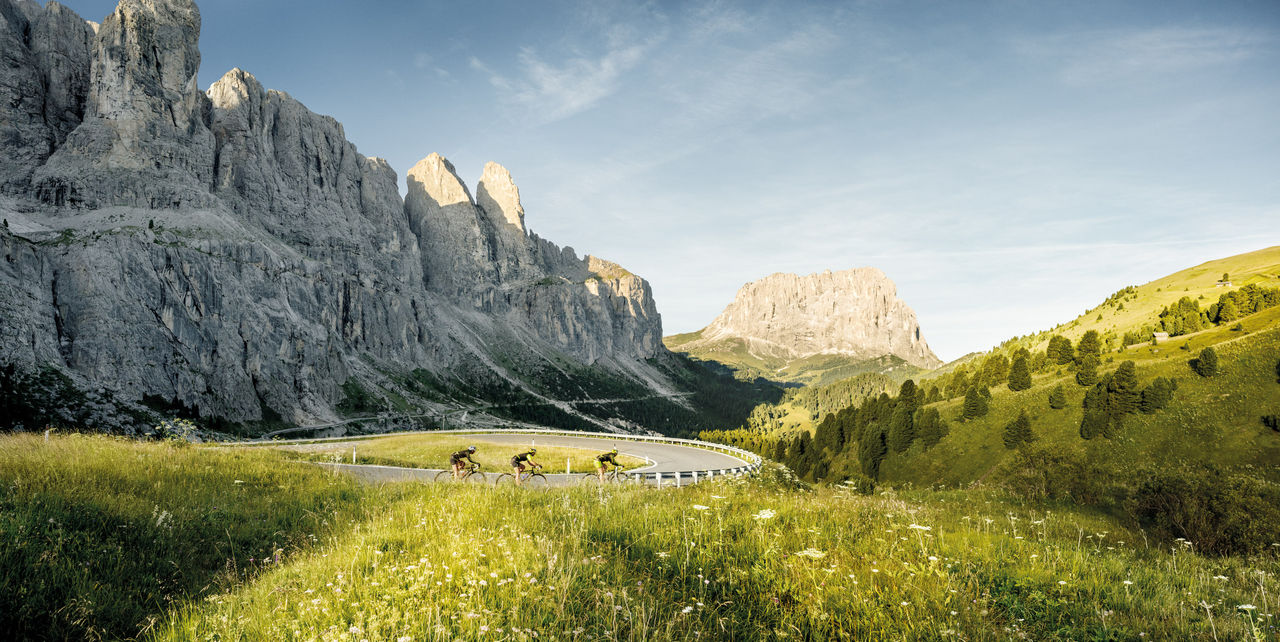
[0,0,724,435]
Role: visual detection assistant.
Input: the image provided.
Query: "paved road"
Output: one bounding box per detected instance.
[311,432,750,487]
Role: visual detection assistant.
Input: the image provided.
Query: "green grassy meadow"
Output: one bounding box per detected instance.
[263,434,647,474]
[3,435,1278,640]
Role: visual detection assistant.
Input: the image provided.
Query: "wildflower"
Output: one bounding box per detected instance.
[1213,575,1229,581]
[657,552,670,558]
[397,637,412,642]
[693,505,710,511]
[795,548,826,559]
[711,495,725,499]
[908,524,931,531]
[928,556,938,562]
[480,625,489,633]
[1123,580,1133,586]
[682,606,694,614]
[1239,604,1258,611]
[753,509,777,520]
[1058,581,1067,585]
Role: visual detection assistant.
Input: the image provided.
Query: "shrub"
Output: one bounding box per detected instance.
[993,444,1120,505]
[1190,347,1219,377]
[1139,377,1175,413]
[1127,466,1280,556]
[1263,415,1280,432]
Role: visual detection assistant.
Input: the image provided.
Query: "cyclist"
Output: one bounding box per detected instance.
[450,445,478,480]
[510,447,540,486]
[595,448,622,481]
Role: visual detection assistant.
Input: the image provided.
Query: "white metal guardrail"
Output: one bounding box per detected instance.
[223,428,764,485]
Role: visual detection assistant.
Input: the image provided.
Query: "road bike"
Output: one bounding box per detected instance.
[434,462,487,484]
[494,465,547,488]
[581,466,628,484]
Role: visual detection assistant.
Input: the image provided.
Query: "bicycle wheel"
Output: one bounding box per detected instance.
[465,471,488,485]
[433,470,454,483]
[580,473,601,484]
[524,473,548,488]
[493,473,515,486]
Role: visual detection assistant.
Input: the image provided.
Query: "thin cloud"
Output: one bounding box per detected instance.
[1018,27,1269,85]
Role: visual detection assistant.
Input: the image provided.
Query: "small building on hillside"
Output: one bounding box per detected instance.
[1216,280,1232,287]
[1152,331,1170,344]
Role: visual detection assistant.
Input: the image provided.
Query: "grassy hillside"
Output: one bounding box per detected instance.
[665,330,925,387]
[1018,245,1280,352]
[879,306,1280,486]
[4,435,1277,640]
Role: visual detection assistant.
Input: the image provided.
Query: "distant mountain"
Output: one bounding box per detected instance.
[667,268,941,386]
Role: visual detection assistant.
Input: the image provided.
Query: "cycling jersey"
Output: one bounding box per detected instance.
[511,451,535,467]
[595,453,619,465]
[450,450,473,465]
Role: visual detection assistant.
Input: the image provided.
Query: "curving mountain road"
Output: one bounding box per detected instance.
[311,432,751,486]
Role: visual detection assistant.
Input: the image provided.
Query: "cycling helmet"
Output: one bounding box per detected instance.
[610,448,618,454]
[528,447,537,454]
[467,445,476,452]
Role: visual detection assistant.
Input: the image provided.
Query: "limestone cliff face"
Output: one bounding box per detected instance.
[697,268,941,369]
[0,0,665,429]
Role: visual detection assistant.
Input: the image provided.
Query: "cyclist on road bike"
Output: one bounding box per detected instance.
[595,448,622,481]
[510,447,540,486]
[450,445,478,480]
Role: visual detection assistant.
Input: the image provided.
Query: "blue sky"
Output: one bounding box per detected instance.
[61,0,1280,360]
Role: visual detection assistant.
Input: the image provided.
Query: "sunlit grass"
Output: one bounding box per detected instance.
[259,433,647,474]
[6,435,1277,641]
[156,467,1279,641]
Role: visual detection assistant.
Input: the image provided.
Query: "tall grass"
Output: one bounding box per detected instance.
[0,433,364,641]
[6,436,1276,640]
[157,466,1279,641]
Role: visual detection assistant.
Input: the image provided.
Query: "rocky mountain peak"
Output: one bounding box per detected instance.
[700,267,941,369]
[407,152,474,208]
[476,161,525,235]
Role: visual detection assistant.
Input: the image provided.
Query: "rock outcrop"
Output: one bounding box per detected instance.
[688,268,941,370]
[0,0,667,431]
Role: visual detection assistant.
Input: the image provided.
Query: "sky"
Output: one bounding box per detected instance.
[60,0,1280,361]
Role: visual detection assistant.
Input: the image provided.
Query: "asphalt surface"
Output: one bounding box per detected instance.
[312,432,750,487]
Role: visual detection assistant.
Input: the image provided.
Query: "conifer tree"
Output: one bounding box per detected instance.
[1080,382,1108,439]
[1139,377,1175,413]
[1047,335,1074,365]
[962,386,989,420]
[1076,354,1101,386]
[898,379,920,413]
[788,433,811,478]
[887,405,916,453]
[1076,330,1102,362]
[1191,346,1219,377]
[858,427,888,479]
[1275,356,1280,383]
[1003,410,1032,448]
[1007,354,1032,391]
[1048,384,1067,409]
[772,438,787,462]
[917,407,949,448]
[926,386,942,404]
[1108,360,1140,415]
[1217,298,1240,323]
